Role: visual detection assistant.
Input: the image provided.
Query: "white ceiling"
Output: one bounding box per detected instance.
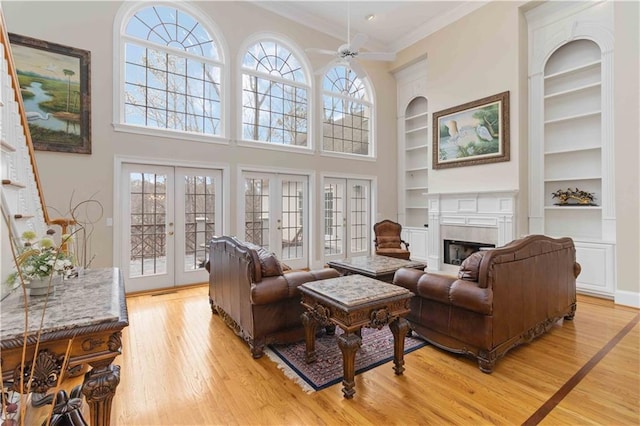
[252,1,489,53]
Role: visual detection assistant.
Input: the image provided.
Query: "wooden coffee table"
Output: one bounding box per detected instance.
[327,255,426,283]
[299,275,413,399]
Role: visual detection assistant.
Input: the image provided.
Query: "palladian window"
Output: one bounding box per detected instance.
[241,40,310,146]
[121,5,223,135]
[322,66,372,156]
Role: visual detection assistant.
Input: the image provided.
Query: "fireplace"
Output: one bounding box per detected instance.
[426,189,517,272]
[443,239,495,265]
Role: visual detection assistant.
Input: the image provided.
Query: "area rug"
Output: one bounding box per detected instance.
[265,327,427,393]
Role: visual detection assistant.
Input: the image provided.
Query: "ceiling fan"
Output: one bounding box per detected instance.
[306,6,396,79]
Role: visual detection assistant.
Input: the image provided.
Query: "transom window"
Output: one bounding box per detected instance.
[121,5,223,135]
[322,66,372,156]
[241,40,309,147]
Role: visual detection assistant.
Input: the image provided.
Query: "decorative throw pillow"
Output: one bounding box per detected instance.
[458,251,486,282]
[245,242,283,277]
[255,247,283,277]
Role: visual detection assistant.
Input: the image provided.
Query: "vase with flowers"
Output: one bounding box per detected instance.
[6,231,74,296]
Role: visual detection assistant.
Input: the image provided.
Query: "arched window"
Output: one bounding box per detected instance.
[241,39,310,147]
[322,66,372,156]
[119,4,224,136]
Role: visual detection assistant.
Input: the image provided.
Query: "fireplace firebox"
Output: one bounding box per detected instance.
[443,239,495,266]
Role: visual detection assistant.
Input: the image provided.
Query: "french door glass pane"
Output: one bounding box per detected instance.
[129,172,167,276]
[244,177,270,249]
[350,183,368,253]
[324,182,344,255]
[183,175,216,271]
[281,179,304,260]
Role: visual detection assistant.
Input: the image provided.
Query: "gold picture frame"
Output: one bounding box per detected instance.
[9,33,91,154]
[432,91,509,169]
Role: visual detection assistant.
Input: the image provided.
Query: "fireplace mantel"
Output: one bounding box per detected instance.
[426,190,518,272]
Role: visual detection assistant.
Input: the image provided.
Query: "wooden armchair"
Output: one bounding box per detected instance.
[373,220,411,260]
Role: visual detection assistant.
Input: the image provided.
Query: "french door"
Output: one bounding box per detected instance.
[120,164,222,292]
[241,172,308,270]
[323,178,371,261]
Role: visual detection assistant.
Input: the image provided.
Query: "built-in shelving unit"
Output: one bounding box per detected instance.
[394,58,429,262]
[527,1,615,297]
[403,97,429,226]
[543,39,603,241]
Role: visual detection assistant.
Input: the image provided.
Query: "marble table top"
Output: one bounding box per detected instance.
[328,255,426,274]
[301,275,411,307]
[0,268,126,343]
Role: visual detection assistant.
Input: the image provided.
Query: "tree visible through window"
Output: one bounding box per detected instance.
[322,66,371,156]
[122,5,223,135]
[242,40,309,146]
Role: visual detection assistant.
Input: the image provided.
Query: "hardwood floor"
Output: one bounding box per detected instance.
[107,286,638,425]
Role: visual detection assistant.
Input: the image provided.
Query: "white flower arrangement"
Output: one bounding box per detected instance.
[6,231,74,285]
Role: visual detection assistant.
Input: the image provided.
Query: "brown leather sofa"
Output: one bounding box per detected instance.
[393,234,580,373]
[207,236,340,358]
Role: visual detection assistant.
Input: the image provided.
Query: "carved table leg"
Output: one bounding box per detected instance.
[389,317,410,375]
[301,311,318,363]
[337,331,362,399]
[81,363,121,426]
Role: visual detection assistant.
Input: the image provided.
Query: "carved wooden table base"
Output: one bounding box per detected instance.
[299,275,413,399]
[1,268,129,426]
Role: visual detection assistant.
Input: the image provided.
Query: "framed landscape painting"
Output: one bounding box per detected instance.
[432,91,509,169]
[9,33,91,154]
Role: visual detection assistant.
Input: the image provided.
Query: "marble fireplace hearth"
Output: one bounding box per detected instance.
[426,190,518,274]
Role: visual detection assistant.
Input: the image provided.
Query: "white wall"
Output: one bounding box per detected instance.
[3,1,399,269]
[613,0,640,302]
[392,0,640,302]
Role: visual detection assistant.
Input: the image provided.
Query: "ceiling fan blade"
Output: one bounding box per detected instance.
[349,33,369,51]
[306,48,338,56]
[346,59,367,79]
[357,51,397,62]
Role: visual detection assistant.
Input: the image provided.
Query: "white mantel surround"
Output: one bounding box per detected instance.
[427,190,518,272]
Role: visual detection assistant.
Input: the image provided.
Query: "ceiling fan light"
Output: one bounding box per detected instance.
[365,14,375,21]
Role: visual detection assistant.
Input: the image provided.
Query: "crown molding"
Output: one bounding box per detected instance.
[251,1,490,54]
[390,1,491,52]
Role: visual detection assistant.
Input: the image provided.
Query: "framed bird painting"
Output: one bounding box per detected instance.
[432,91,509,169]
[9,33,91,154]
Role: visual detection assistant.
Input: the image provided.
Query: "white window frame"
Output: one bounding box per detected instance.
[319,62,376,160]
[236,33,314,154]
[112,1,230,145]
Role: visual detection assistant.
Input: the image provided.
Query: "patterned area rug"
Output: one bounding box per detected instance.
[265,327,427,393]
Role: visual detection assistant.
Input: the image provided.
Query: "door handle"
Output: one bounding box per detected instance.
[168,231,174,236]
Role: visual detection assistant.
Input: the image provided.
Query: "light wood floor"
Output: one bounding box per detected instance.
[103,286,638,425]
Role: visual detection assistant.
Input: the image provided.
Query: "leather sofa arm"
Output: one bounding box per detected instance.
[250,268,340,305]
[574,262,581,278]
[393,267,429,294]
[449,280,492,315]
[394,267,492,315]
[394,268,456,303]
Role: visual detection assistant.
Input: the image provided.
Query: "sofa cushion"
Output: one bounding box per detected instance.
[458,251,486,282]
[377,235,401,249]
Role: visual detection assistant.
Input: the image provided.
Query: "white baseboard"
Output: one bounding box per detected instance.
[615,290,640,308]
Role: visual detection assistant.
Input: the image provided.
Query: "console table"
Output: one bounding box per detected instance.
[0,268,129,426]
[327,255,426,283]
[299,275,413,398]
